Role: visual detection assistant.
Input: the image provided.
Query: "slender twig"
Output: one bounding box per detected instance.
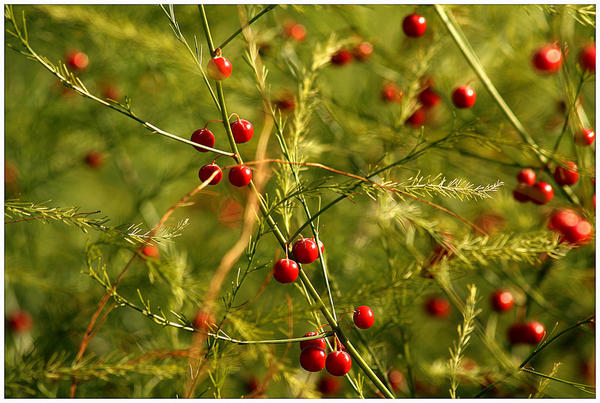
[216,5,277,50]
[521,368,595,394]
[551,73,586,155]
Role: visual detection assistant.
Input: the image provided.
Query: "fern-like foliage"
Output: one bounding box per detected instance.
[448,284,480,398]
[5,199,188,246]
[392,173,504,201]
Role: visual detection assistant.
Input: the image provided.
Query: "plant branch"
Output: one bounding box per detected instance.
[216,5,277,50]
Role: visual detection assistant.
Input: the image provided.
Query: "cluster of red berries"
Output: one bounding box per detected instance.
[299,335,352,376]
[548,208,593,245]
[330,41,374,66]
[299,307,374,376]
[513,168,554,205]
[490,290,546,346]
[273,237,323,283]
[405,78,444,127]
[194,53,255,187]
[532,43,595,74]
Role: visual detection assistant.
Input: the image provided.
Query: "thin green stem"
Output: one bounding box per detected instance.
[551,72,586,155]
[521,368,595,394]
[217,5,277,50]
[473,376,508,398]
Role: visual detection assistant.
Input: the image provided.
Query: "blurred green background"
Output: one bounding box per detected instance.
[4,4,595,398]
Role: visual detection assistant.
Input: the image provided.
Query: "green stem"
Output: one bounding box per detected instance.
[551,72,586,155]
[216,5,277,50]
[521,368,595,394]
[473,376,508,398]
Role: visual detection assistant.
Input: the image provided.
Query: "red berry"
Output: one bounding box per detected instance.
[452,86,477,108]
[273,258,299,283]
[66,50,89,71]
[300,331,327,351]
[564,219,593,245]
[191,128,215,152]
[142,244,160,258]
[228,165,253,187]
[325,351,352,376]
[230,119,254,143]
[84,151,104,169]
[331,50,354,66]
[508,322,546,345]
[517,168,536,186]
[579,44,595,72]
[207,56,232,81]
[513,184,532,203]
[194,310,215,330]
[8,310,33,334]
[406,108,426,127]
[490,290,514,313]
[198,163,223,185]
[353,306,375,329]
[352,42,374,61]
[548,209,580,233]
[425,296,450,318]
[300,346,327,372]
[532,45,563,73]
[554,161,579,186]
[317,375,342,396]
[284,22,306,42]
[101,84,121,101]
[381,83,403,103]
[388,370,405,392]
[402,13,427,37]
[576,128,595,146]
[245,377,260,394]
[292,238,319,264]
[529,181,554,205]
[419,87,441,109]
[275,98,295,113]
